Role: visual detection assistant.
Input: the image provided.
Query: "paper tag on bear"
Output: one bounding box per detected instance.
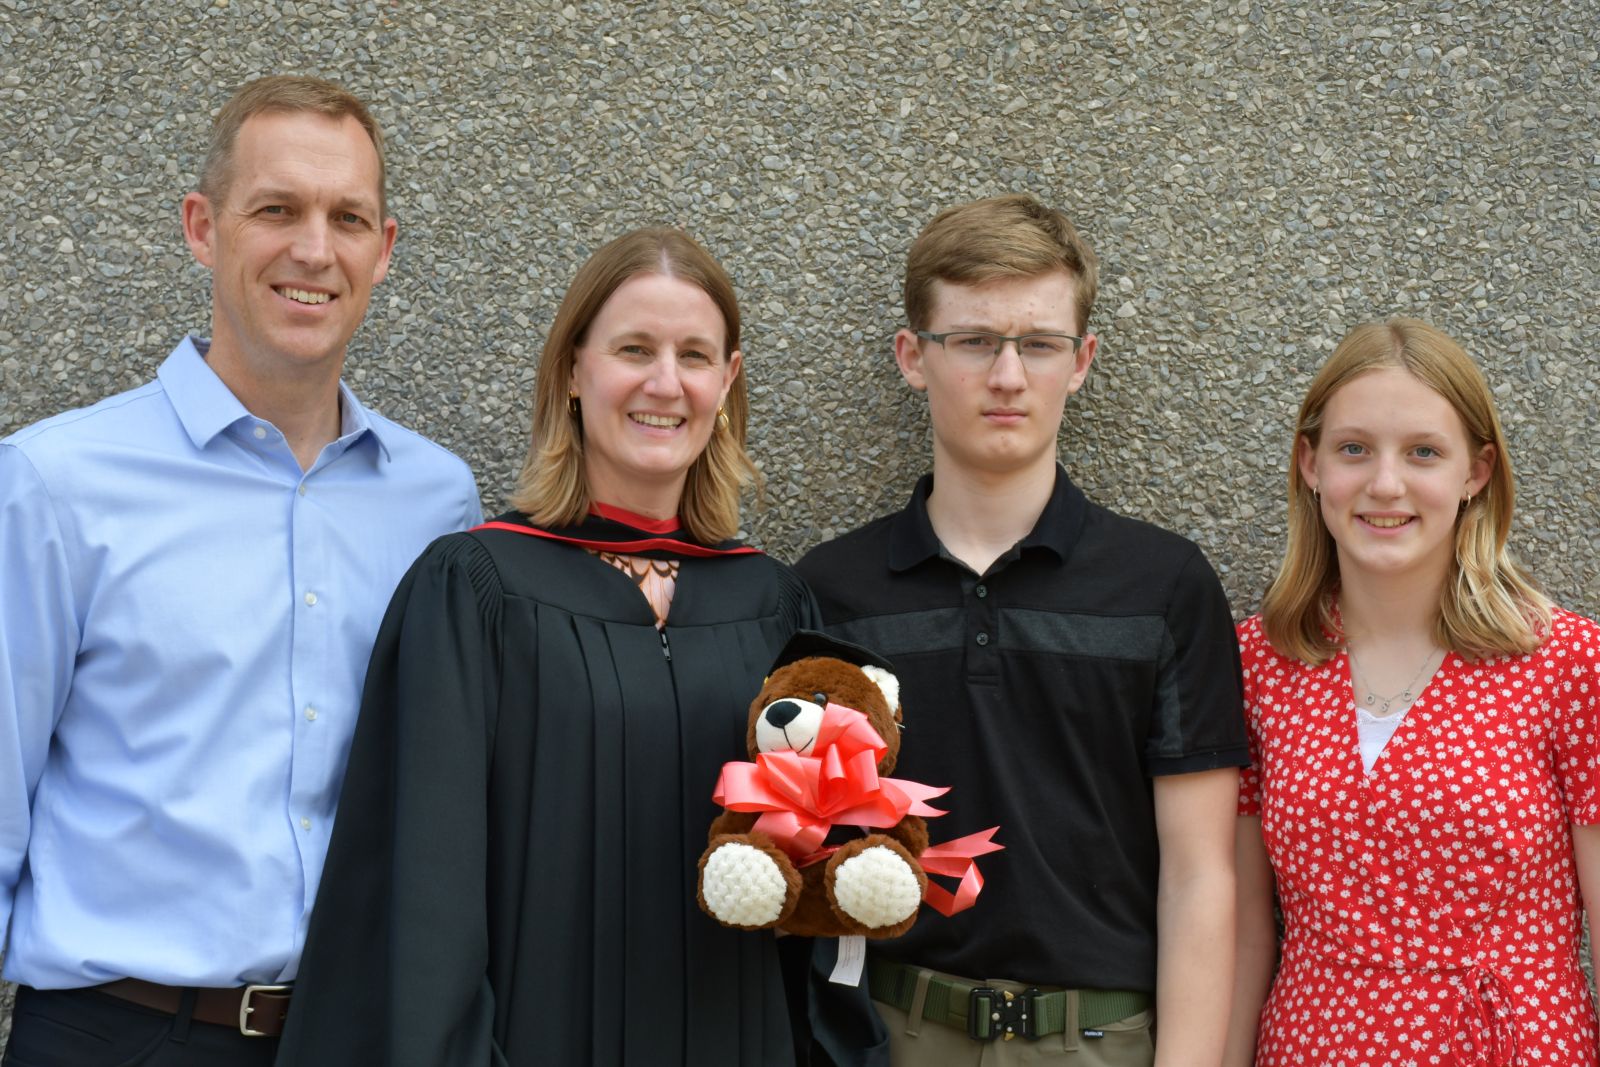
[828,934,866,985]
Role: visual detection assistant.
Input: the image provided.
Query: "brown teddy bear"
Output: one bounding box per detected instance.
[696,631,937,939]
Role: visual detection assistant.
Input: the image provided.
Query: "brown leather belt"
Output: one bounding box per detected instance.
[99,978,292,1037]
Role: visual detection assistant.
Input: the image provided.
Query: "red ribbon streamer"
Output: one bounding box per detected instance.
[711,702,1001,916]
[920,827,1004,917]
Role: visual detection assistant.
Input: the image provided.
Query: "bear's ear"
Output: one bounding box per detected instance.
[859,664,900,721]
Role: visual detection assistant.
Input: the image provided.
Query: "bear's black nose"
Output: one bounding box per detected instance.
[764,700,803,728]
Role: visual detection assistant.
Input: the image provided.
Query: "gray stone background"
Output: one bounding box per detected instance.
[2,0,1598,1043]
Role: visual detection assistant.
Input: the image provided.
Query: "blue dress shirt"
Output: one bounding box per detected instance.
[0,336,481,988]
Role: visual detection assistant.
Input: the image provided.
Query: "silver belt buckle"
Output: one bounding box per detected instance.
[239,983,290,1037]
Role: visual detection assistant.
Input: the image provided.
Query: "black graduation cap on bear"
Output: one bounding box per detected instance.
[766,629,896,677]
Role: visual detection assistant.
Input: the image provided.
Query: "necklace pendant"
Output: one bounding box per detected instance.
[1380,699,1392,713]
[1365,694,1375,706]
[1401,690,1412,702]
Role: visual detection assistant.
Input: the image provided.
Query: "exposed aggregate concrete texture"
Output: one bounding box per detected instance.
[2,0,1598,1041]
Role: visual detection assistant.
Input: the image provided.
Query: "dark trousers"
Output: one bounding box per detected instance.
[2,986,279,1067]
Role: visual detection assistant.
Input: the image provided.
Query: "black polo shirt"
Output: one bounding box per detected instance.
[794,468,1246,991]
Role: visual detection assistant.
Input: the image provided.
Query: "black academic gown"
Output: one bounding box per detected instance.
[276,516,819,1066]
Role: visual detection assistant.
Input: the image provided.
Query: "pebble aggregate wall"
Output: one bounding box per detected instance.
[3,0,1598,1043]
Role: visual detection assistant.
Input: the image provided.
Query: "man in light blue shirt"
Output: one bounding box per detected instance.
[0,76,480,1065]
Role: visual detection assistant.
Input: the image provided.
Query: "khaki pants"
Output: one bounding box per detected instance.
[873,970,1154,1067]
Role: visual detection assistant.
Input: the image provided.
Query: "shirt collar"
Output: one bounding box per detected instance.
[157,336,250,449]
[887,464,1088,572]
[334,379,392,462]
[157,335,391,462]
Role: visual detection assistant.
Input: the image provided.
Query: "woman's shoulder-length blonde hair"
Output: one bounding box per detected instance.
[508,227,757,544]
[1260,317,1550,664]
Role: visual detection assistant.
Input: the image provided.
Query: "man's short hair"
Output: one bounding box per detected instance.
[903,193,1099,335]
[199,75,388,216]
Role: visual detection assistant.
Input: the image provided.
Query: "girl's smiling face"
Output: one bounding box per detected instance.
[1298,366,1493,587]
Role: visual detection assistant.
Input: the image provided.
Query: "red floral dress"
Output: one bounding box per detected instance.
[1238,608,1600,1066]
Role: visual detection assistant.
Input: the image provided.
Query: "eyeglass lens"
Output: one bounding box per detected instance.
[945,333,1077,358]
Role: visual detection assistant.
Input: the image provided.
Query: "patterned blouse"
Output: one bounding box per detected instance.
[593,551,679,629]
[1238,608,1600,1066]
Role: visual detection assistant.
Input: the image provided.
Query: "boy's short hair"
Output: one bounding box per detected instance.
[903,193,1099,334]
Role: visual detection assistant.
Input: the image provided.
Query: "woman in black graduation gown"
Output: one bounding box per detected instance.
[276,228,820,1065]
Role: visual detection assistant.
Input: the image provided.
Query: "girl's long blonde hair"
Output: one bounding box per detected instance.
[1260,318,1549,664]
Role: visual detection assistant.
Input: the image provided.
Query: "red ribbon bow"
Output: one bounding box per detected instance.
[712,702,1001,917]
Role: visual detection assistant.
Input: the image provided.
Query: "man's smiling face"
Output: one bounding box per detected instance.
[183,109,396,382]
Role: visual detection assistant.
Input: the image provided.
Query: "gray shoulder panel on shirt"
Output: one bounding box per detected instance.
[830,607,1170,662]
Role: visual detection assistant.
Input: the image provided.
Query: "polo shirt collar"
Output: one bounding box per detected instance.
[158,335,391,462]
[887,464,1089,572]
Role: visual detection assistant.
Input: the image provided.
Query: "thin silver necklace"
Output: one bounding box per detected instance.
[1346,646,1439,715]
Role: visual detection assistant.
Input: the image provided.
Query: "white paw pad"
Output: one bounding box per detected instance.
[832,846,921,928]
[701,842,788,926]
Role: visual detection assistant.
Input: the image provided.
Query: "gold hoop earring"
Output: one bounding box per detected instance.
[1461,492,1473,510]
[716,407,730,433]
[568,392,580,417]
[1311,485,1320,504]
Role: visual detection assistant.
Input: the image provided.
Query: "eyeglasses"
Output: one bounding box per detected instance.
[915,330,1084,365]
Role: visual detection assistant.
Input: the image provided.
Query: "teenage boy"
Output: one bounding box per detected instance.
[796,193,1245,1066]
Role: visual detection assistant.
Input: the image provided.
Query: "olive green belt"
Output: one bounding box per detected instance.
[868,957,1151,1041]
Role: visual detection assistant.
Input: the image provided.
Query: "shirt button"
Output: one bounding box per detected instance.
[300,817,312,830]
[975,584,988,598]
[975,632,990,646]
[253,426,267,439]
[304,706,318,722]
[304,592,318,606]
[297,484,307,497]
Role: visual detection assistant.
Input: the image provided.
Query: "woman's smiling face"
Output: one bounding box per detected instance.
[569,272,741,519]
[1298,366,1493,587]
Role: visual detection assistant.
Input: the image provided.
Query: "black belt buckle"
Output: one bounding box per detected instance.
[967,986,1040,1041]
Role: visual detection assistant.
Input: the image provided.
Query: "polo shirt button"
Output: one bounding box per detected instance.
[297,484,307,497]
[304,592,318,606]
[300,817,312,830]
[253,426,267,440]
[975,632,989,646]
[975,584,988,598]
